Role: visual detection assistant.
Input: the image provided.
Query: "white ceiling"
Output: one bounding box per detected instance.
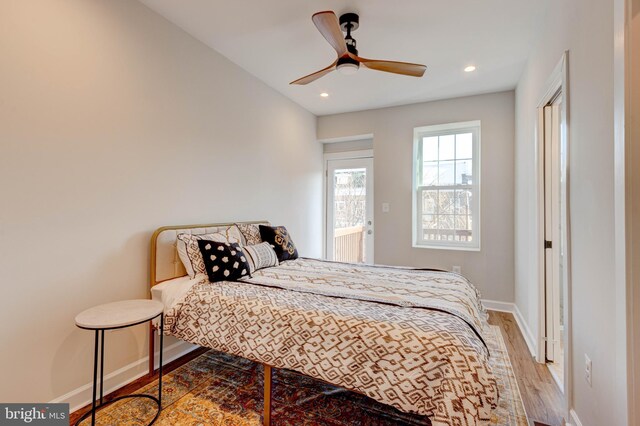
[138,0,549,116]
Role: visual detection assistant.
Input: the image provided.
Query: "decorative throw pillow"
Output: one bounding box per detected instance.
[177,226,243,278]
[235,222,269,246]
[259,225,299,262]
[197,240,250,282]
[243,242,279,273]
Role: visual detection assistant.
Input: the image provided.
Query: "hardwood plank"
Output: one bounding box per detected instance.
[488,310,565,426]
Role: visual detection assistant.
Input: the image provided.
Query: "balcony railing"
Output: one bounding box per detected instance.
[422,229,472,242]
[333,225,365,263]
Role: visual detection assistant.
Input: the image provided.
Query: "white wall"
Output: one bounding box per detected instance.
[323,139,374,154]
[514,0,627,424]
[318,91,515,303]
[0,0,322,404]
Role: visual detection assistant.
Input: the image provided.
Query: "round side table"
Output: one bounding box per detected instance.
[75,299,165,426]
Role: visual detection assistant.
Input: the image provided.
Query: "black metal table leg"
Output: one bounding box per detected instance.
[159,313,163,406]
[91,330,98,426]
[75,314,163,426]
[99,329,104,406]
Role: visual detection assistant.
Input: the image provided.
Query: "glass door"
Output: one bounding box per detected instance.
[326,157,374,263]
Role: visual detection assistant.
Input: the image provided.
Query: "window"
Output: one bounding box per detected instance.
[412,121,480,250]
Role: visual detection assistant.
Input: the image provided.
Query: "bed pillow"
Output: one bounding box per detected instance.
[235,222,270,246]
[197,240,250,283]
[259,225,298,262]
[243,242,279,273]
[177,227,243,278]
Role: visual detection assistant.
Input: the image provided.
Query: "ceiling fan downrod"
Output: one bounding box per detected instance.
[339,13,359,56]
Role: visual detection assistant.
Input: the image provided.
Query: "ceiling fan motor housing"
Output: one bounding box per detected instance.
[337,55,360,70]
[339,13,359,32]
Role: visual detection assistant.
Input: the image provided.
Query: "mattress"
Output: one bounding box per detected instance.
[151,275,200,311]
[163,258,498,426]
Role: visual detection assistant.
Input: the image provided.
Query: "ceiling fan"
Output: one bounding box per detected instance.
[290,11,427,85]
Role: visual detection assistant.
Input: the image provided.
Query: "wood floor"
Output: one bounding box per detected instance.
[71,311,565,426]
[488,310,565,426]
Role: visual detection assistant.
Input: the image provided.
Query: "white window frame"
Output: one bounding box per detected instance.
[412,120,481,251]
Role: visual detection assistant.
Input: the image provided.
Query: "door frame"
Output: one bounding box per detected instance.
[535,52,571,415]
[323,149,374,261]
[613,0,638,423]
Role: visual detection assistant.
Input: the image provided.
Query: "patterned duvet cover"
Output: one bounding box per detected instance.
[164,258,498,426]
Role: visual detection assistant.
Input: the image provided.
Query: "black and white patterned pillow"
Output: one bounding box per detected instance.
[259,225,299,262]
[236,222,269,246]
[197,240,250,283]
[176,227,243,278]
[243,242,279,273]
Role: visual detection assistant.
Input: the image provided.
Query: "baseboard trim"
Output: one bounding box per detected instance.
[481,299,515,313]
[50,340,197,413]
[481,299,538,357]
[512,304,538,357]
[569,409,583,426]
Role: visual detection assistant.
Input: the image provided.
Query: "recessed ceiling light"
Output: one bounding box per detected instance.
[320,92,329,98]
[464,66,476,73]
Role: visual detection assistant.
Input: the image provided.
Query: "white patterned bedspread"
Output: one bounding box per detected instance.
[164,258,498,426]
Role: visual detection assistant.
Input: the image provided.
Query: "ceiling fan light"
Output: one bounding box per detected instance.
[337,62,359,75]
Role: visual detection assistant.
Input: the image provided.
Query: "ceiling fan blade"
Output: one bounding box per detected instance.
[312,11,348,57]
[357,56,427,77]
[290,61,337,85]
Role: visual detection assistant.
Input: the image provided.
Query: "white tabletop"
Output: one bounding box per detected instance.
[75,299,164,329]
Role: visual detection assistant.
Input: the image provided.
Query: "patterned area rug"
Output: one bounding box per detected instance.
[80,325,527,425]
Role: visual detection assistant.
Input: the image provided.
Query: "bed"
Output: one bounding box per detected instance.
[148,221,498,426]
